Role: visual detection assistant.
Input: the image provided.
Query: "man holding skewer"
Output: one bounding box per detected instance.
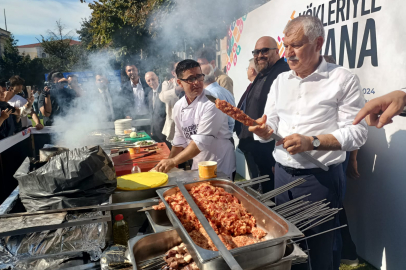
[154,60,236,179]
[249,16,368,270]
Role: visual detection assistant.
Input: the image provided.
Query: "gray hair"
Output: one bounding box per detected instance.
[248,58,258,72]
[284,15,325,42]
[203,64,216,84]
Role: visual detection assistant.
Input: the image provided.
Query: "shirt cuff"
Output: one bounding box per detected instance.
[172,136,187,148]
[191,134,215,152]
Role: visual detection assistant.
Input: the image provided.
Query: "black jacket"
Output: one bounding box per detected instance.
[120,78,151,118]
[238,58,290,144]
[147,85,166,139]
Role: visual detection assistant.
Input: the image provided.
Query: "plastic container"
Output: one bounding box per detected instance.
[113,214,130,246]
[131,164,141,174]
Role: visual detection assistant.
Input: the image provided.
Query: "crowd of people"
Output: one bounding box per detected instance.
[1,14,405,270]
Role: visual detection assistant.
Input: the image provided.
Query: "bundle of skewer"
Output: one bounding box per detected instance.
[138,255,166,270]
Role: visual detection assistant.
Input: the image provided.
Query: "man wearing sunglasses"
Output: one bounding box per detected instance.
[237,36,290,193]
[154,59,236,179]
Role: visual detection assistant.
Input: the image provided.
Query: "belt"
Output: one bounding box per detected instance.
[277,163,340,176]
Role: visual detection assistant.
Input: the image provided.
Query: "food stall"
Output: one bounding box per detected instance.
[0,123,322,270]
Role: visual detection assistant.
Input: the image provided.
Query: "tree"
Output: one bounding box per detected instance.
[0,34,46,86]
[39,20,90,72]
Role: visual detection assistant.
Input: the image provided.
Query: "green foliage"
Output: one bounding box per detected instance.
[39,20,90,72]
[0,34,46,86]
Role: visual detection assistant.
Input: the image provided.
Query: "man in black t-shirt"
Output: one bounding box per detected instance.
[39,72,78,126]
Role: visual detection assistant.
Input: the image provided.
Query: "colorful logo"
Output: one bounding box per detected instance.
[226,15,247,73]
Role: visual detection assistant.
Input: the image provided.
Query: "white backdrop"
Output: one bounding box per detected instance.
[226,0,406,269]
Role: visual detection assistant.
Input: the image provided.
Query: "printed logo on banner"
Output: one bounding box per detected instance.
[226,15,246,73]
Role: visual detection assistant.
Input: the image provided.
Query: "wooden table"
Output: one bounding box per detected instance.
[112,143,171,176]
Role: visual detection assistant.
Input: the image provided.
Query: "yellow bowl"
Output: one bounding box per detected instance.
[198,161,217,179]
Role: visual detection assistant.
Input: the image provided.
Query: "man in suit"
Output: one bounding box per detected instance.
[145,71,166,143]
[95,72,124,121]
[237,36,291,193]
[121,63,151,120]
[196,47,234,95]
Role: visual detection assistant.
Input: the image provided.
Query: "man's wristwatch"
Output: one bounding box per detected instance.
[312,136,320,150]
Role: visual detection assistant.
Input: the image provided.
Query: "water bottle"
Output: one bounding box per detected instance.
[131,164,141,174]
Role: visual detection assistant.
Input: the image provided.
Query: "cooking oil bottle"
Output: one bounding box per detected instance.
[113,214,129,246]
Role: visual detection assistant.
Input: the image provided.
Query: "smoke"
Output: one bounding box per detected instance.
[51,51,124,148]
[49,0,268,148]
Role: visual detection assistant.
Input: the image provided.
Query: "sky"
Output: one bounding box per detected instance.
[0,0,93,46]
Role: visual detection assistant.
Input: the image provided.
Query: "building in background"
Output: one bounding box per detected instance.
[0,28,11,55]
[17,40,81,59]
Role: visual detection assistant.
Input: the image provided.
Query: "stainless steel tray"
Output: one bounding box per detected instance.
[156,180,303,270]
[128,229,307,270]
[145,209,173,233]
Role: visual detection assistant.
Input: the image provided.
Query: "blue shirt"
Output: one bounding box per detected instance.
[205,82,236,134]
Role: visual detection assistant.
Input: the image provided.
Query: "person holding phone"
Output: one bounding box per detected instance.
[39,71,78,126]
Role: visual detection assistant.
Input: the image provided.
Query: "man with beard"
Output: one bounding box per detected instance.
[237,36,290,192]
[121,63,150,120]
[154,60,235,179]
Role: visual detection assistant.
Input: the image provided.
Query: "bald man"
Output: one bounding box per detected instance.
[145,71,167,143]
[237,36,290,192]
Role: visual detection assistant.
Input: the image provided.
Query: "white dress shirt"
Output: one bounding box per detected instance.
[172,90,236,178]
[255,58,368,169]
[152,86,159,110]
[205,82,236,134]
[131,79,149,116]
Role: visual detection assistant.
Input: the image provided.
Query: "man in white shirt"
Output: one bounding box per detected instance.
[121,63,150,120]
[145,71,166,143]
[201,64,235,135]
[154,59,236,179]
[250,16,368,270]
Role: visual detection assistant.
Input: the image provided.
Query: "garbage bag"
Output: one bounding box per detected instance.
[14,146,117,212]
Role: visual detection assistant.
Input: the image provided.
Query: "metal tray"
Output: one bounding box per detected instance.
[128,229,307,270]
[156,180,303,270]
[145,209,173,233]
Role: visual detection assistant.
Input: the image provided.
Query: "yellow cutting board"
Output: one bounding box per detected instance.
[116,172,169,191]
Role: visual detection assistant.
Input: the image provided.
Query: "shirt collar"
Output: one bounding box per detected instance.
[288,57,329,80]
[130,78,141,87]
[204,82,219,91]
[181,89,205,109]
[153,84,160,92]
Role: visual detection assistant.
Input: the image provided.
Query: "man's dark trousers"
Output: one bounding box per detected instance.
[275,163,344,270]
[239,139,275,193]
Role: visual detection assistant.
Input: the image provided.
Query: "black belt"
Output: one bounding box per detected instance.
[277,163,340,176]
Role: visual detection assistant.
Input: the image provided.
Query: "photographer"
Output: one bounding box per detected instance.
[39,71,78,126]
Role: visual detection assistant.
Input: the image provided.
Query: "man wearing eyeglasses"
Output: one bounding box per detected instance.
[237,36,290,193]
[154,59,236,179]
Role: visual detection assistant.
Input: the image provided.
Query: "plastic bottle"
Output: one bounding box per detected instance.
[131,164,141,174]
[113,214,130,246]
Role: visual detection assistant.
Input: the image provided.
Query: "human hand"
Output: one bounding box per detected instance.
[353,90,406,128]
[35,123,44,130]
[276,133,313,155]
[154,158,177,173]
[26,96,35,105]
[44,86,50,93]
[248,115,273,140]
[0,109,11,120]
[347,158,360,179]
